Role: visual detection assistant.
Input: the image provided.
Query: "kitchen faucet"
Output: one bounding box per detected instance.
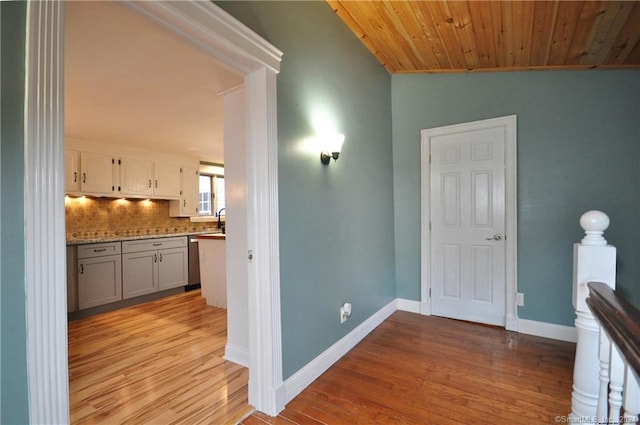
[217,208,226,231]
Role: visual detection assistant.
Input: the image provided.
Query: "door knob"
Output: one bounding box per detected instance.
[485,234,503,241]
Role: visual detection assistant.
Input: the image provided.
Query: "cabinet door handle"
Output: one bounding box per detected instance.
[159,253,163,262]
[73,171,77,183]
[152,243,162,247]
[82,173,87,183]
[148,179,152,189]
[80,264,84,274]
[183,199,186,208]
[155,179,158,189]
[154,254,158,263]
[93,248,107,253]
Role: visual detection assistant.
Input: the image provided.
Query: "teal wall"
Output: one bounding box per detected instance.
[0,2,30,424]
[216,2,395,379]
[392,71,640,326]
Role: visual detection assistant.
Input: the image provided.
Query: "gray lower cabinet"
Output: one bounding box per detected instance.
[77,241,123,309]
[122,237,188,299]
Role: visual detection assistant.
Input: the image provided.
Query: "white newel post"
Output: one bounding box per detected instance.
[570,211,617,423]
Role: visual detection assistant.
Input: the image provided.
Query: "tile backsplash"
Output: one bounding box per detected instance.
[65,196,217,242]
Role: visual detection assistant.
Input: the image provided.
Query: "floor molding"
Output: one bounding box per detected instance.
[278,299,576,414]
[281,299,397,406]
[397,298,421,314]
[518,318,577,343]
[225,343,250,368]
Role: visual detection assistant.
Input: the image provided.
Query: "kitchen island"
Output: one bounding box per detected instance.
[197,233,227,308]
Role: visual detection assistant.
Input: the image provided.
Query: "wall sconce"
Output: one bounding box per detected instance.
[320,133,345,165]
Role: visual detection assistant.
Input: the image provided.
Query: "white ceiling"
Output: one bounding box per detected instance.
[64,1,243,164]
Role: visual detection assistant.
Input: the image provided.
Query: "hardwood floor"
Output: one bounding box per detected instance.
[70,296,576,425]
[243,311,576,425]
[68,289,251,425]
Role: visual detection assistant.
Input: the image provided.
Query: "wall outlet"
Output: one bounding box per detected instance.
[340,302,352,324]
[516,292,524,307]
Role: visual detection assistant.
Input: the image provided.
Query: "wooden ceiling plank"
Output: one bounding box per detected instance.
[362,1,416,69]
[582,1,635,65]
[624,38,640,65]
[530,1,559,66]
[412,1,453,70]
[547,1,583,65]
[395,1,442,70]
[379,1,430,70]
[326,0,396,73]
[338,1,405,72]
[488,1,505,68]
[446,1,482,70]
[425,1,469,70]
[513,1,535,67]
[605,1,640,64]
[325,0,640,73]
[566,1,605,65]
[467,1,498,68]
[501,1,515,68]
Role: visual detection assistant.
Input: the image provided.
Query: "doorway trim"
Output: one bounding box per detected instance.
[23,1,284,422]
[420,115,518,331]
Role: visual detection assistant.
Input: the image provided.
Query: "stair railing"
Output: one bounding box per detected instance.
[571,210,640,424]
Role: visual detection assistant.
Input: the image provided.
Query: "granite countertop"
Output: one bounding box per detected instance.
[66,230,224,246]
[197,233,226,240]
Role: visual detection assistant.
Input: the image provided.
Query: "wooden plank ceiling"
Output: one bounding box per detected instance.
[327,1,640,73]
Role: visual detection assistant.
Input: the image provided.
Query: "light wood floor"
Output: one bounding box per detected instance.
[243,311,576,425]
[68,289,251,425]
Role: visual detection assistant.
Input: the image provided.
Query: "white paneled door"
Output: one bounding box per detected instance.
[430,126,506,326]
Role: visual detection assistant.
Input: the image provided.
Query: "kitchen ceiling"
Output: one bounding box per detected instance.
[327,0,640,73]
[65,1,243,164]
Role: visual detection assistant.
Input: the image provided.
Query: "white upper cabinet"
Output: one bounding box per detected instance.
[119,157,154,197]
[153,162,181,199]
[80,152,117,196]
[65,139,198,200]
[65,149,80,193]
[169,166,199,217]
[182,166,200,216]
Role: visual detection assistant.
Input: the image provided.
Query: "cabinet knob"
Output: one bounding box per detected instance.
[248,250,253,260]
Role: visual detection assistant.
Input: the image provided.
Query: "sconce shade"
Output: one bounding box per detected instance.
[320,133,344,165]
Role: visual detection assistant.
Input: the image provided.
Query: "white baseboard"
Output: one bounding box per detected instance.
[397,298,421,313]
[281,299,397,406]
[278,300,575,414]
[518,318,577,343]
[225,343,250,367]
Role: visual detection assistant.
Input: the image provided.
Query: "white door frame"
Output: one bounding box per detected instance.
[23,2,284,422]
[420,115,518,331]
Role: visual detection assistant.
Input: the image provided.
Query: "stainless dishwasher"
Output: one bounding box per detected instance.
[186,236,201,290]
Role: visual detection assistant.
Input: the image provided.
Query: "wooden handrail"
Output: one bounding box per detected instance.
[586,281,640,377]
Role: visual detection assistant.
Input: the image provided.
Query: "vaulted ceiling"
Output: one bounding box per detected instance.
[327,1,640,73]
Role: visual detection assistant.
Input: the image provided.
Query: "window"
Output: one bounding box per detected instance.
[199,174,225,216]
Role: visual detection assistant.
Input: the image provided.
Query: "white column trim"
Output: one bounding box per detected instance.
[420,115,518,330]
[245,68,284,415]
[24,2,69,423]
[25,1,283,421]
